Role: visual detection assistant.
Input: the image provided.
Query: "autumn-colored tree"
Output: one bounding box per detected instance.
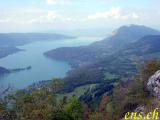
[15,89,57,120]
[82,103,91,120]
[141,60,160,80]
[99,96,109,112]
[106,60,160,120]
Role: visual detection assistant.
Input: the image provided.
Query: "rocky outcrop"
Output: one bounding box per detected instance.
[147,70,160,98]
[134,106,145,113]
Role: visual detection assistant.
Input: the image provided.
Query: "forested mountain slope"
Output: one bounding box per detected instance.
[45,25,160,67]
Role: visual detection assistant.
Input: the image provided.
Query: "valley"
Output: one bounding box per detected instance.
[1,0,160,119]
[0,25,160,120]
[44,25,160,93]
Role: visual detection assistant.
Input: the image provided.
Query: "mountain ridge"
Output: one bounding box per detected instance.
[0,33,75,59]
[44,25,160,68]
[49,25,160,93]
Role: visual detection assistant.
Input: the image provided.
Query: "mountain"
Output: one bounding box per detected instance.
[45,25,160,67]
[96,24,160,48]
[0,67,10,75]
[51,26,160,93]
[0,46,21,58]
[0,33,75,59]
[0,33,75,47]
[87,35,160,78]
[60,35,160,93]
[122,35,160,56]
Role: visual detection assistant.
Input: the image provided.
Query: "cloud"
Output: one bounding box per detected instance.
[2,5,160,32]
[87,7,121,20]
[0,7,76,26]
[87,7,139,21]
[131,12,139,19]
[0,7,140,29]
[0,8,60,25]
[46,0,71,5]
[47,11,60,20]
[22,11,63,24]
[46,0,57,5]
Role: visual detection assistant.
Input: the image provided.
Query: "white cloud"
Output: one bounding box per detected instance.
[131,12,139,19]
[87,7,139,21]
[1,6,160,32]
[0,9,61,25]
[47,11,60,20]
[0,7,140,30]
[46,0,71,5]
[23,11,62,24]
[0,8,76,26]
[46,0,57,5]
[0,18,10,23]
[87,7,121,20]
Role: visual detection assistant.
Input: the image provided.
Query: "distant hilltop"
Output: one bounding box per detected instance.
[0,33,75,59]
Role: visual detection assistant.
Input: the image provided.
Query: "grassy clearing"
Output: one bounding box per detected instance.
[57,84,97,100]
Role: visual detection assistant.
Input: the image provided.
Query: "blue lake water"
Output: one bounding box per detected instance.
[0,37,101,89]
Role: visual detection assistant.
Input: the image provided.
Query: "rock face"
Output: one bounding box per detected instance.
[134,106,145,113]
[147,70,160,98]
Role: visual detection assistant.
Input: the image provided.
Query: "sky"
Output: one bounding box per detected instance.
[0,0,160,33]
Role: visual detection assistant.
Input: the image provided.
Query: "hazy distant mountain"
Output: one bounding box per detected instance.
[92,24,160,50]
[45,25,160,67]
[0,46,21,58]
[0,33,74,59]
[0,33,75,47]
[0,67,10,75]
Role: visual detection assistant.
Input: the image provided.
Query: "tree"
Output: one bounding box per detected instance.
[15,89,57,120]
[64,97,84,120]
[99,96,109,112]
[52,110,74,120]
[51,78,64,93]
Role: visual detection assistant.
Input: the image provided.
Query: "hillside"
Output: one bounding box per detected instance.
[0,67,10,75]
[0,33,74,59]
[58,31,160,93]
[0,46,21,58]
[1,60,159,120]
[45,25,160,67]
[123,35,160,56]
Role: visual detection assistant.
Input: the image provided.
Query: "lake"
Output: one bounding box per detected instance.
[0,37,101,89]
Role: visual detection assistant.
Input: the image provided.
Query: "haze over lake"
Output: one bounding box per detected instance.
[0,37,101,89]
